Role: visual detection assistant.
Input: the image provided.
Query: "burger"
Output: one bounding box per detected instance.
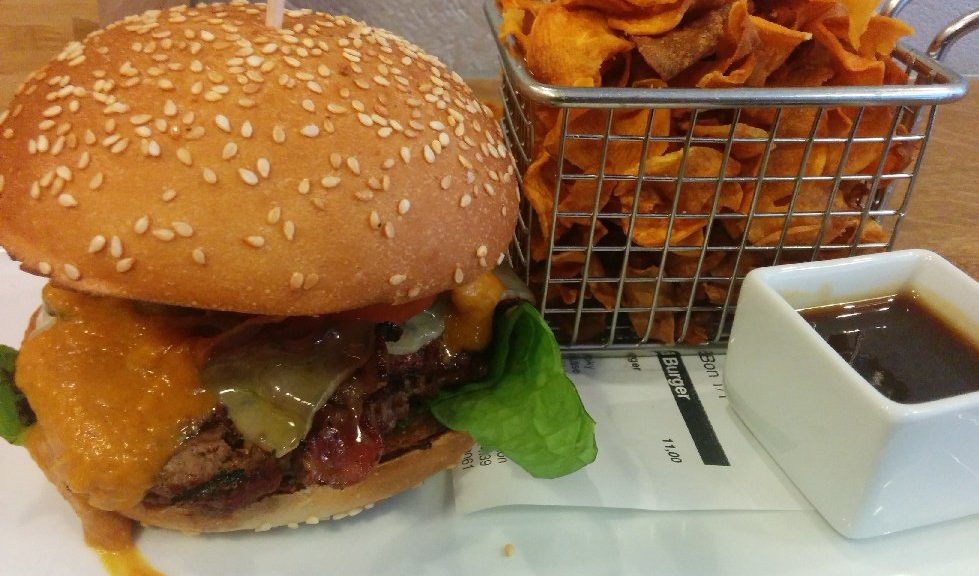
[0,2,595,549]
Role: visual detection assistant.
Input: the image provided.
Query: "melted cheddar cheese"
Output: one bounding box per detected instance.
[18,285,216,513]
[443,272,506,352]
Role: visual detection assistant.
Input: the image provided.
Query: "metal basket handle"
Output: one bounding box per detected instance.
[928,10,979,61]
[881,0,979,61]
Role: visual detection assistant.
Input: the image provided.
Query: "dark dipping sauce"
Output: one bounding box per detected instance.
[799,292,979,404]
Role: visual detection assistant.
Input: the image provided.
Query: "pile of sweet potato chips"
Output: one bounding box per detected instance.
[498,0,916,345]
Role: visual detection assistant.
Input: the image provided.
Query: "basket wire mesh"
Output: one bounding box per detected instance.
[486,0,968,352]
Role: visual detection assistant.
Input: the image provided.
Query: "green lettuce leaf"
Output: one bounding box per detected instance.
[0,345,23,445]
[430,302,597,478]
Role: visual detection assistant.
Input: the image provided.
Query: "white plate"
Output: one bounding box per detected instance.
[2,252,979,576]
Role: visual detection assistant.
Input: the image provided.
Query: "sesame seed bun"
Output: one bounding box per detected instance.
[0,2,518,315]
[122,430,474,533]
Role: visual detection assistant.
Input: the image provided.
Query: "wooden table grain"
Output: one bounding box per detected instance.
[0,2,975,278]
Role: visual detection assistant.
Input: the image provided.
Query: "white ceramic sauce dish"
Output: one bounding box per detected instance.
[725,249,979,539]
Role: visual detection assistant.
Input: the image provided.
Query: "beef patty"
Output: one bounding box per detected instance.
[142,334,486,514]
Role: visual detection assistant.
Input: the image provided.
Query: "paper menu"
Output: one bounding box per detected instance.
[451,353,810,514]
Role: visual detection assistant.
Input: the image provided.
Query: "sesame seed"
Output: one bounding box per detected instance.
[290,272,304,290]
[63,264,81,281]
[382,158,395,170]
[115,258,135,273]
[326,103,346,114]
[454,267,464,284]
[460,194,472,207]
[42,105,62,118]
[161,189,177,202]
[130,114,152,125]
[241,121,253,138]
[355,190,374,201]
[476,245,488,258]
[134,216,150,234]
[330,153,342,169]
[110,236,123,258]
[423,145,436,164]
[321,176,341,188]
[298,178,310,194]
[30,182,41,199]
[346,157,360,175]
[257,158,270,178]
[110,138,129,154]
[307,81,323,94]
[202,167,218,184]
[429,121,446,131]
[192,248,206,265]
[172,221,194,237]
[38,262,52,275]
[88,235,106,253]
[400,147,411,164]
[440,175,452,190]
[301,124,320,138]
[283,220,295,240]
[484,183,495,196]
[57,193,78,207]
[55,165,72,181]
[398,198,411,214]
[369,211,381,229]
[389,274,406,286]
[267,207,282,224]
[177,147,192,165]
[273,125,286,144]
[358,113,374,127]
[408,286,421,298]
[215,114,231,132]
[439,132,450,147]
[238,167,258,185]
[383,222,395,238]
[147,140,161,157]
[245,235,265,248]
[152,228,175,241]
[302,99,316,112]
[222,142,238,160]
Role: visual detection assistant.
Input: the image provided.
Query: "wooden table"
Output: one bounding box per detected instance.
[1,3,976,278]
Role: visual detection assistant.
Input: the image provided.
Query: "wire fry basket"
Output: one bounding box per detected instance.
[486,0,972,352]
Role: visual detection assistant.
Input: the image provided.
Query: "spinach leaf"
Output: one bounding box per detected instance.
[430,302,596,478]
[0,345,24,445]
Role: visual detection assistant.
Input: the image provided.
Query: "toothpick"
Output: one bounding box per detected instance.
[265,0,285,29]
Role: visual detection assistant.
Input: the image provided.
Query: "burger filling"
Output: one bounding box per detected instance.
[1,266,596,538]
[10,271,504,517]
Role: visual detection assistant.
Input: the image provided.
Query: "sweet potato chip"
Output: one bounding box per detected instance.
[687,122,770,159]
[525,5,634,87]
[623,262,678,344]
[607,0,694,37]
[837,0,877,50]
[633,4,730,80]
[543,108,671,174]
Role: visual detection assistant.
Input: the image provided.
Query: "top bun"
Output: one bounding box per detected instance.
[0,2,517,315]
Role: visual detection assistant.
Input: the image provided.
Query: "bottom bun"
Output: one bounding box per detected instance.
[123,430,474,534]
